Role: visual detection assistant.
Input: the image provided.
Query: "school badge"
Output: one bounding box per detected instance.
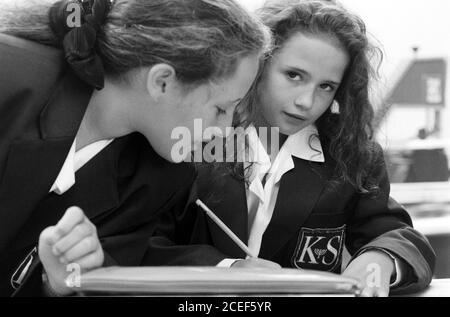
[291,226,346,272]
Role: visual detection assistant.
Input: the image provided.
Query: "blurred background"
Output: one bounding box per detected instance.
[239,0,450,278]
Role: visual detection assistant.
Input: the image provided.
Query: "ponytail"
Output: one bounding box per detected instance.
[49,0,111,89]
[1,0,270,91]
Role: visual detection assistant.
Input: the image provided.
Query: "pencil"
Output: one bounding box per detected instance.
[196,199,257,259]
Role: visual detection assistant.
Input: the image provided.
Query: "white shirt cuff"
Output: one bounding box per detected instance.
[217,259,241,268]
[379,250,402,287]
[359,248,402,287]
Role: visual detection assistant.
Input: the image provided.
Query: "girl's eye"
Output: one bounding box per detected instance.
[320,84,336,92]
[287,71,303,81]
[216,106,227,116]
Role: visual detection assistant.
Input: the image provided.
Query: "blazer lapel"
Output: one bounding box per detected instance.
[259,158,329,259]
[65,138,120,220]
[0,138,74,252]
[0,70,93,253]
[10,138,120,252]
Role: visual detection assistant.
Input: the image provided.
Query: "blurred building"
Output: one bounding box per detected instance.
[376,56,450,278]
[377,57,449,182]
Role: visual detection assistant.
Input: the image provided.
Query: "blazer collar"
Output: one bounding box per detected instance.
[0,70,94,253]
[9,136,121,253]
[39,70,93,140]
[259,157,331,259]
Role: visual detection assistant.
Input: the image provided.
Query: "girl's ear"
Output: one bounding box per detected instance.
[146,64,177,102]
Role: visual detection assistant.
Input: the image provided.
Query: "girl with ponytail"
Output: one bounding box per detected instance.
[0,0,270,296]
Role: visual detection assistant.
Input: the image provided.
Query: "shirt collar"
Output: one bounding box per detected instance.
[246,124,325,166]
[50,139,76,195]
[50,138,115,195]
[283,125,325,163]
[246,126,271,167]
[245,124,325,198]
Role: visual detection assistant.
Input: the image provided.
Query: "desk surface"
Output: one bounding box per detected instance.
[79,266,450,297]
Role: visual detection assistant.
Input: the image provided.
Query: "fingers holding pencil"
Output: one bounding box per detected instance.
[196,200,257,258]
[196,200,282,269]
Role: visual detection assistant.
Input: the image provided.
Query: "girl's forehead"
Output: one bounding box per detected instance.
[273,32,349,77]
[280,31,345,57]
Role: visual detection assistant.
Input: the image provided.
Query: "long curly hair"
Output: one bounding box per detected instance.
[237,0,383,194]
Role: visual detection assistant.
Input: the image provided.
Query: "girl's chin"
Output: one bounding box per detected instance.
[256,122,301,137]
[277,124,305,136]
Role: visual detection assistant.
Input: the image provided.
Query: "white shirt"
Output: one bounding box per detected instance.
[218,125,324,267]
[245,125,325,256]
[49,139,114,195]
[216,125,402,286]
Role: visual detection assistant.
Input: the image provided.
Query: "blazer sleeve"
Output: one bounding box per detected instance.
[13,186,197,297]
[144,180,229,267]
[13,161,200,297]
[345,143,436,295]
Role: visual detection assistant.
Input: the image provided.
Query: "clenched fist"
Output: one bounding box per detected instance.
[343,250,395,297]
[39,207,104,296]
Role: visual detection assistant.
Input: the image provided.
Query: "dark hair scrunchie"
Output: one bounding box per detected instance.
[49,0,112,90]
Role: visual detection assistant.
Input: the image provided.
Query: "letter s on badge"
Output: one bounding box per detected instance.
[291,226,346,272]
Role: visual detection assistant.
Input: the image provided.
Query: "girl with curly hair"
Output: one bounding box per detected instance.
[146,0,435,297]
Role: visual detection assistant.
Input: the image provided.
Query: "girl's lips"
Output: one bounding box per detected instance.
[283,111,308,122]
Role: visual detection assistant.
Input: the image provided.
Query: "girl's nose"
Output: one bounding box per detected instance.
[204,115,233,141]
[294,87,315,111]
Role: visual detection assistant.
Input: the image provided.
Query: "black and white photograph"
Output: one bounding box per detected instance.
[0,0,449,301]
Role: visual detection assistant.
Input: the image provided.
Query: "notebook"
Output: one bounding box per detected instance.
[77,267,362,296]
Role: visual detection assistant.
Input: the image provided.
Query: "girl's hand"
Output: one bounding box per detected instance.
[343,250,395,297]
[38,207,104,296]
[231,258,282,269]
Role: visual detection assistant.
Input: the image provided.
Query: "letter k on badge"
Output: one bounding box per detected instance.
[291,226,346,272]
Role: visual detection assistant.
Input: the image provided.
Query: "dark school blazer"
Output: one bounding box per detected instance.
[145,141,436,295]
[0,34,196,296]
